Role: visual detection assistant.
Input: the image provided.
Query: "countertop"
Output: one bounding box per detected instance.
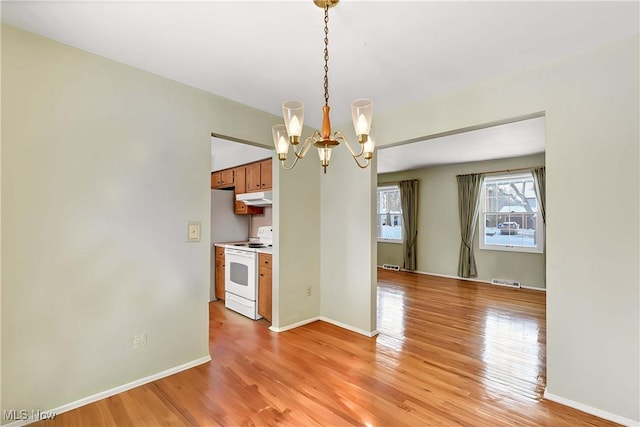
[214,242,272,255]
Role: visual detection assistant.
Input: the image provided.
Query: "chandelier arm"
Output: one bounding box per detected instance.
[280,156,301,170]
[292,135,318,159]
[336,148,370,169]
[351,156,371,169]
[335,131,365,158]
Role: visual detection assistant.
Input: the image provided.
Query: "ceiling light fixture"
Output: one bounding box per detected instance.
[272,0,375,174]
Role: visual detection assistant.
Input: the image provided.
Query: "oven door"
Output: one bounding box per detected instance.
[224,248,257,301]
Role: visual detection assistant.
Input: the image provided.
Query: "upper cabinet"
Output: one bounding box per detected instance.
[212,158,271,192]
[246,162,261,192]
[246,159,272,193]
[233,166,247,194]
[211,158,271,215]
[260,159,272,190]
[211,169,234,189]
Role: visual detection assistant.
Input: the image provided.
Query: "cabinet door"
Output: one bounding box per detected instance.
[258,253,272,322]
[234,200,264,216]
[234,200,248,215]
[220,169,234,186]
[246,162,262,192]
[215,248,225,300]
[260,159,272,190]
[234,167,247,194]
[211,172,221,188]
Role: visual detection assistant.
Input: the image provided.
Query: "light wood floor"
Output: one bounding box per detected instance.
[37,269,617,426]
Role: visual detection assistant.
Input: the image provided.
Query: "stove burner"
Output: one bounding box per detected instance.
[233,243,267,248]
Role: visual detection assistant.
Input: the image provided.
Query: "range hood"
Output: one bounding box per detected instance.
[236,191,273,206]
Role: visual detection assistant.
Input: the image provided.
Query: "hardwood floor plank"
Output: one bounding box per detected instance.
[35,269,618,426]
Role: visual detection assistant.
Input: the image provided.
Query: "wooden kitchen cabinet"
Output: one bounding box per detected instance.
[246,162,262,192]
[233,166,247,194]
[245,159,273,192]
[258,253,272,323]
[260,159,272,190]
[211,169,234,189]
[211,171,221,188]
[233,166,263,215]
[220,169,234,186]
[234,200,263,215]
[215,246,226,300]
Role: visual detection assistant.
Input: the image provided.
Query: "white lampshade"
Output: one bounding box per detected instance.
[351,99,373,138]
[317,145,332,166]
[272,124,290,158]
[283,101,304,139]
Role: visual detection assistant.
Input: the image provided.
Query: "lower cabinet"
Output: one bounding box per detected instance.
[215,246,225,300]
[258,253,272,322]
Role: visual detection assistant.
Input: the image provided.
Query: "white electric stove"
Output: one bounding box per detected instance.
[224,226,272,319]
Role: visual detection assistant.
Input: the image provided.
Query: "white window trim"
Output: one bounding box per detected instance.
[379,238,403,245]
[479,172,544,254]
[377,185,404,244]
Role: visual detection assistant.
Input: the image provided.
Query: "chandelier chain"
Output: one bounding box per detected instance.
[323,4,329,106]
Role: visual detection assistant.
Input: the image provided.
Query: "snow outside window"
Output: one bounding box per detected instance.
[377,185,403,243]
[479,173,544,253]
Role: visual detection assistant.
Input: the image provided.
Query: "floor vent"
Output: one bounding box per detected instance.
[382,264,401,271]
[491,278,521,288]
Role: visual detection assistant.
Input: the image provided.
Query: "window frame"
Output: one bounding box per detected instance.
[478,172,544,254]
[376,185,404,244]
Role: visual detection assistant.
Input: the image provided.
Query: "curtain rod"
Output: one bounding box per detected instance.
[378,179,418,186]
[457,165,543,178]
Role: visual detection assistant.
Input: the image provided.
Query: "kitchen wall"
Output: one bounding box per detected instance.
[250,206,272,238]
[378,153,546,289]
[373,34,639,424]
[1,24,285,422]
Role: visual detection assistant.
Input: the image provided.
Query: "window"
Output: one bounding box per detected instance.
[377,185,403,243]
[479,173,544,253]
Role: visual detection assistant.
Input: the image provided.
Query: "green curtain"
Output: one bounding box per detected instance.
[399,180,418,271]
[532,166,546,224]
[456,173,483,278]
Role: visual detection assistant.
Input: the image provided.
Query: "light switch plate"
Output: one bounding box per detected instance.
[187,221,201,242]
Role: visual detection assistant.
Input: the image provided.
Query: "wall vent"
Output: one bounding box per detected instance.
[491,278,521,288]
[382,264,401,271]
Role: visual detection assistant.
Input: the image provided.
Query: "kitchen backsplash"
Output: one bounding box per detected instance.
[250,206,272,238]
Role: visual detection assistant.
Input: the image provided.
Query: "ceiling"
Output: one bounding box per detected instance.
[377,116,546,174]
[2,1,638,170]
[211,136,272,172]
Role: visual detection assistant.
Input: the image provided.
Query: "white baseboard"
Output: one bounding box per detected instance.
[269,316,320,333]
[2,355,212,427]
[269,316,378,338]
[319,316,379,338]
[377,266,546,292]
[544,388,639,426]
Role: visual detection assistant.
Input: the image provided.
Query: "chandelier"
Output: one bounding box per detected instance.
[272,0,375,174]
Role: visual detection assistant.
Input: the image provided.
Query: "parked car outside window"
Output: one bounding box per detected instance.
[500,221,520,235]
